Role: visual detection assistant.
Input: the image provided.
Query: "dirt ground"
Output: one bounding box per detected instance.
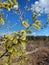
[26,39,49,65]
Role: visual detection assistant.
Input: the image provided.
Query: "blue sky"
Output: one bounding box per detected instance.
[0,0,49,36]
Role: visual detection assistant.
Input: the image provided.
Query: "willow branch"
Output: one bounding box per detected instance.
[0,51,7,58]
[26,47,49,55]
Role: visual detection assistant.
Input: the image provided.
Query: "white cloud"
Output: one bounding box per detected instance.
[13,5,19,10]
[31,0,49,14]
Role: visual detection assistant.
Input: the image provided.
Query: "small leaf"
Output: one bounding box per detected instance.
[20,36,26,40]
[20,30,26,35]
[33,14,37,19]
[13,32,20,36]
[13,0,18,5]
[7,7,10,11]
[26,30,32,34]
[35,20,41,26]
[2,2,10,11]
[22,20,29,28]
[0,18,4,25]
[0,51,2,56]
[32,14,38,22]
[12,47,17,56]
[13,38,18,44]
[32,23,41,30]
[8,0,13,5]
[5,34,13,40]
[8,47,13,53]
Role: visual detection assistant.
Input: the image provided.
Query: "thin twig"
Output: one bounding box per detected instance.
[0,51,7,58]
[26,47,49,55]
